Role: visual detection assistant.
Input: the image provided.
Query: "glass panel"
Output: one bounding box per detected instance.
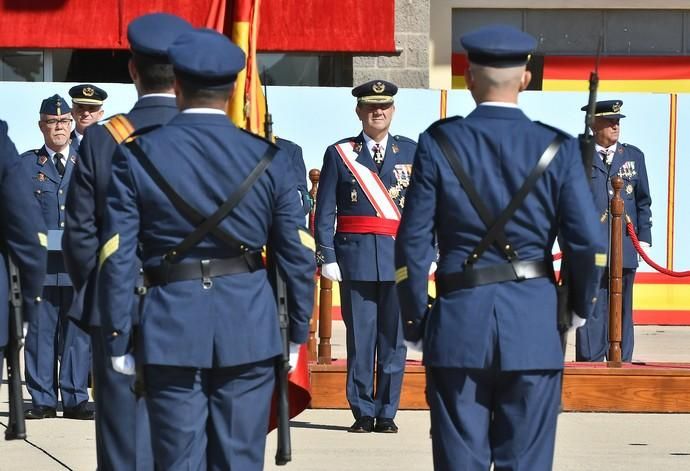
[607,10,684,54]
[1,50,43,81]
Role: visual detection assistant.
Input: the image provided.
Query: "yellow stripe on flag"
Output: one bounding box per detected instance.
[634,284,690,311]
[543,79,690,93]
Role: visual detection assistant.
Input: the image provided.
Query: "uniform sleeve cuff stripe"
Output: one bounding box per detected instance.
[99,234,120,269]
[395,266,408,284]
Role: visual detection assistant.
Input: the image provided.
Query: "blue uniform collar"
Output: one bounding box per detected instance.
[468,104,529,120]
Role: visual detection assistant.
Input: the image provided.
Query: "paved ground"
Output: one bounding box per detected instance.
[0,323,688,470]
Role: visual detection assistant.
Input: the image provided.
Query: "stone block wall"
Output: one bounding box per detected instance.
[352,0,430,89]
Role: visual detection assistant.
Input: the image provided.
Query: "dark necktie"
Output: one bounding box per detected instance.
[54,153,65,177]
[372,144,383,171]
[599,150,611,171]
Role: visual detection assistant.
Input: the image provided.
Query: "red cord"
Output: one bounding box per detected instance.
[627,223,690,277]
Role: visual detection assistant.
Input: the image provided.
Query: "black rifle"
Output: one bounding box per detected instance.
[5,256,27,440]
[557,38,602,349]
[264,77,292,466]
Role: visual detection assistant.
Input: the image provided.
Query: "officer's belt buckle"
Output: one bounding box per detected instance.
[511,260,527,281]
[200,259,213,289]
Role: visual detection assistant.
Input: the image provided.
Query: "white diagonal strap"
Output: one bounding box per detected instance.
[334,142,401,221]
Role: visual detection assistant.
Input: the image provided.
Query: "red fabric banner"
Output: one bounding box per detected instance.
[0,0,396,52]
[259,0,395,52]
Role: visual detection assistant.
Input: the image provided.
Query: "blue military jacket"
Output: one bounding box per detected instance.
[315,132,416,281]
[63,95,179,326]
[395,106,606,371]
[591,143,652,269]
[0,121,47,345]
[98,112,316,368]
[20,143,78,286]
[275,137,311,216]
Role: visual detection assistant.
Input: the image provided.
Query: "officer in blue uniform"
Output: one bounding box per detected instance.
[20,95,93,420]
[69,84,108,147]
[315,79,416,433]
[395,25,607,470]
[0,119,47,378]
[276,137,312,215]
[63,13,192,470]
[576,100,652,362]
[97,28,315,470]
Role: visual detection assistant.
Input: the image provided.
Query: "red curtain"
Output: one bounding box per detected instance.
[0,0,395,52]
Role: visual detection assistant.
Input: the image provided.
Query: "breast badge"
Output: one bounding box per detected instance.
[350,187,358,203]
[37,172,46,182]
[626,184,634,195]
[389,186,400,199]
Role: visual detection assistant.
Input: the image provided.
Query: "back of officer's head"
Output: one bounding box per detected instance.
[460,25,536,101]
[127,13,193,93]
[168,28,246,109]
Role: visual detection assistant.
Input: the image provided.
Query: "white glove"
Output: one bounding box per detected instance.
[428,262,438,276]
[111,354,136,375]
[404,339,423,353]
[570,312,587,332]
[22,322,29,338]
[320,262,342,282]
[288,342,300,373]
[638,241,650,262]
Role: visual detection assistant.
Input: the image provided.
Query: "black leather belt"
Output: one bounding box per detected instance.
[143,252,263,288]
[436,260,552,295]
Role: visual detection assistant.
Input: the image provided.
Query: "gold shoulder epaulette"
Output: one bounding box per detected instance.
[104,115,136,144]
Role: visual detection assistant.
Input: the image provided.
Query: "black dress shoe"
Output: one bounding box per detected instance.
[25,406,57,420]
[63,401,95,420]
[374,418,399,433]
[348,416,374,433]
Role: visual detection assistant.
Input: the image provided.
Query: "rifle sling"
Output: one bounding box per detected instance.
[126,140,277,263]
[429,127,563,267]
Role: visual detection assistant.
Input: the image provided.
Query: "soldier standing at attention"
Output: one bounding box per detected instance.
[98,28,315,469]
[21,95,93,421]
[63,13,193,470]
[315,80,420,434]
[69,84,108,147]
[395,25,606,470]
[576,100,652,362]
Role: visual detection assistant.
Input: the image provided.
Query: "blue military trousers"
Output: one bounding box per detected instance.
[426,366,561,471]
[340,280,406,420]
[24,286,91,408]
[144,358,275,471]
[92,327,153,471]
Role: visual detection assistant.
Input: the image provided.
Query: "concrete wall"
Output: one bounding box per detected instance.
[352,0,430,89]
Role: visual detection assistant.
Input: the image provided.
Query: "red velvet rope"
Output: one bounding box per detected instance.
[627,222,690,277]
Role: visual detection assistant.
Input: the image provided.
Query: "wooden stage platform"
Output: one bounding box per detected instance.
[309,360,690,413]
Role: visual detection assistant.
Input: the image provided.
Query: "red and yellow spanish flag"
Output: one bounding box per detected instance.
[542,56,690,93]
[452,53,690,92]
[219,0,312,430]
[226,0,266,136]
